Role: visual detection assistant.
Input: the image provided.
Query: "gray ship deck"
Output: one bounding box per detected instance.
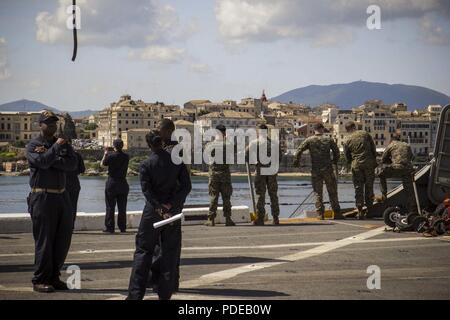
[0,218,449,300]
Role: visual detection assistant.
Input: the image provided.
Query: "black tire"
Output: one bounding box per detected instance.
[407,212,419,225]
[432,219,446,235]
[396,216,414,232]
[412,216,428,233]
[384,207,402,228]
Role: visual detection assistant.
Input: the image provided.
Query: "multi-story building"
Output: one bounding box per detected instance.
[174,120,195,136]
[268,102,310,118]
[195,110,258,134]
[391,103,408,113]
[274,117,298,136]
[322,107,338,126]
[182,108,197,122]
[396,105,442,155]
[183,100,212,110]
[331,102,442,154]
[0,111,42,142]
[96,95,179,147]
[399,116,432,155]
[354,101,398,149]
[333,110,361,147]
[122,129,149,150]
[88,114,98,124]
[284,133,306,155]
[303,118,325,138]
[427,105,443,151]
[186,100,236,115]
[122,120,196,150]
[166,110,194,123]
[427,104,443,116]
[185,97,264,119]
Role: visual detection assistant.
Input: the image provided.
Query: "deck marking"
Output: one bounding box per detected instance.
[0,235,441,258]
[328,220,376,229]
[0,230,372,248]
[180,227,386,288]
[0,285,32,292]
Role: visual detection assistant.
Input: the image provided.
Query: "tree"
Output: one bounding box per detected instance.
[63,113,77,139]
[12,140,26,148]
[84,123,98,131]
[198,110,210,117]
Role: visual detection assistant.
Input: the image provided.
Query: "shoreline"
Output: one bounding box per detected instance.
[0,171,353,178]
[191,171,314,178]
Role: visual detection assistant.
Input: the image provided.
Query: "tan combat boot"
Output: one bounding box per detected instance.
[357,207,365,220]
[205,216,215,227]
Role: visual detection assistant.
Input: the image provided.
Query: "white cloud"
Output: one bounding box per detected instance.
[129,46,185,64]
[0,38,11,80]
[189,63,212,74]
[36,0,186,48]
[420,14,450,45]
[215,0,450,46]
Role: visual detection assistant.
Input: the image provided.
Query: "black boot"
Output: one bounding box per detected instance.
[33,284,55,293]
[225,217,236,227]
[253,217,265,226]
[334,210,345,220]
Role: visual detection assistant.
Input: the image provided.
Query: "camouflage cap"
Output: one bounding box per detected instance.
[38,110,59,123]
[313,122,325,131]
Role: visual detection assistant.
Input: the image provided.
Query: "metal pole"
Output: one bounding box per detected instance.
[412,173,422,215]
[289,189,315,218]
[246,162,257,217]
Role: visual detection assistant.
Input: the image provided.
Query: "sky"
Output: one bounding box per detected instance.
[0,0,449,111]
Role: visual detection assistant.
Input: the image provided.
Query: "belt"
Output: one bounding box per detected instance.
[31,188,65,194]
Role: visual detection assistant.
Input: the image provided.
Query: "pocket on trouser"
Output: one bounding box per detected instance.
[221,179,233,196]
[28,193,46,220]
[208,179,219,196]
[267,176,278,194]
[27,193,32,215]
[27,193,40,216]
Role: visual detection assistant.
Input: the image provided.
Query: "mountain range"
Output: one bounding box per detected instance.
[272,81,450,109]
[1,81,449,116]
[0,99,97,119]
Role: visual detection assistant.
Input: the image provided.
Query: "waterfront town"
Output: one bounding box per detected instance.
[2,0,450,305]
[0,92,444,175]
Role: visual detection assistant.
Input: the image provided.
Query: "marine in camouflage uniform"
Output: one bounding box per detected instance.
[205,125,235,227]
[246,124,282,226]
[343,122,377,219]
[378,134,418,214]
[293,123,343,220]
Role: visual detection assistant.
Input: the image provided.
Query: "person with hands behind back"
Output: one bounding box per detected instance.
[127,130,191,300]
[101,139,129,233]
